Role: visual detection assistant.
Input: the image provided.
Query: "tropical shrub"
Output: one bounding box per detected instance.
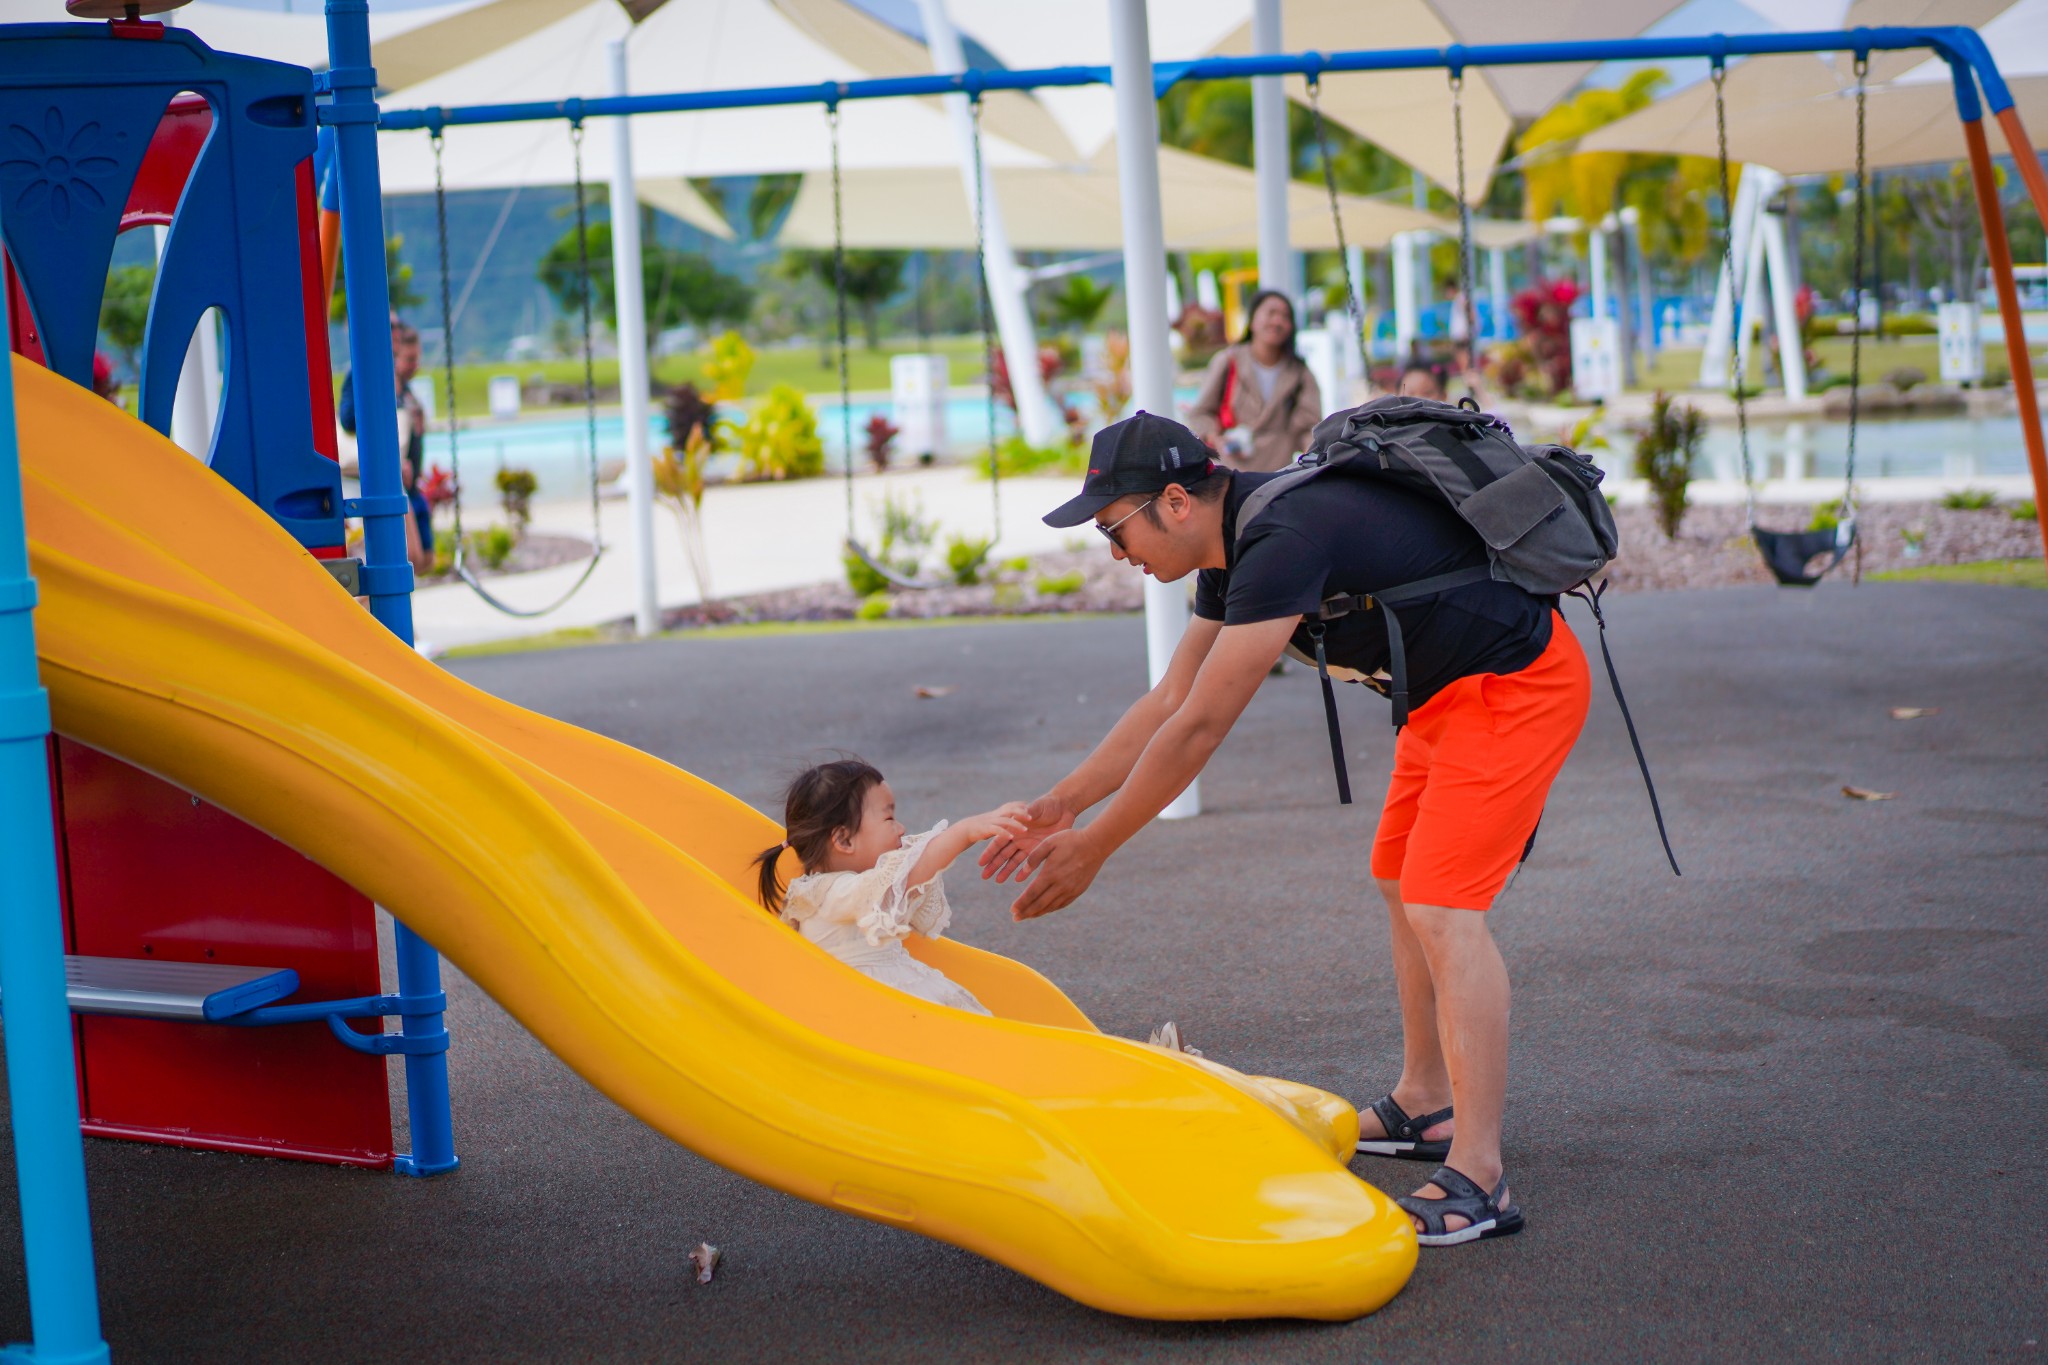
[737,385,824,481]
[1633,392,1703,539]
[945,533,992,586]
[700,330,755,402]
[495,466,538,530]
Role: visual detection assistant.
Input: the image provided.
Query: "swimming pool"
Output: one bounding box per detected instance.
[423,400,2038,499]
[421,393,1025,497]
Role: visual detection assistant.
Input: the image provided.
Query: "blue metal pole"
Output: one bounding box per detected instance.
[322,0,457,1179]
[0,249,110,1362]
[377,26,1994,131]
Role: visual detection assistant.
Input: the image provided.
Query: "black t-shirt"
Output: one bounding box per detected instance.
[1193,469,1552,709]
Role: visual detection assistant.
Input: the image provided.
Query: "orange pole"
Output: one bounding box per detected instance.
[1995,107,2048,242]
[1962,117,2048,563]
[318,206,342,307]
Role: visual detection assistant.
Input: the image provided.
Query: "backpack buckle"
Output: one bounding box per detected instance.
[1297,449,1329,468]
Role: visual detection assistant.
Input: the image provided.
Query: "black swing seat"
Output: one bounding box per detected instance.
[1753,522,1854,587]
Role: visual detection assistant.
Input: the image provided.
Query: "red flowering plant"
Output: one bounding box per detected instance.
[417,464,457,508]
[1508,277,1579,398]
[988,343,1066,414]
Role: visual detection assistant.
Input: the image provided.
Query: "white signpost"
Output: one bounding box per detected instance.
[1570,316,1622,403]
[1937,301,1984,384]
[891,354,950,461]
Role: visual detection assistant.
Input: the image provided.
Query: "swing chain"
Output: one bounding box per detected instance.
[432,130,462,554]
[828,102,854,536]
[1306,75,1369,381]
[570,119,601,541]
[1846,55,1868,573]
[969,92,999,538]
[1450,71,1477,362]
[1711,62,1757,527]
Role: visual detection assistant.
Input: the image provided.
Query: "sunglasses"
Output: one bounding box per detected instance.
[1095,497,1157,551]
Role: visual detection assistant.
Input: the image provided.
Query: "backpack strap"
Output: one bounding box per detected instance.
[1298,564,1495,805]
[1314,566,1495,728]
[1563,581,1682,877]
[1304,622,1353,805]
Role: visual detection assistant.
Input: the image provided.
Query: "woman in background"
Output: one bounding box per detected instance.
[1186,290,1321,472]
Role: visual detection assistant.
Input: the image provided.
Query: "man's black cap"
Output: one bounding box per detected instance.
[1042,412,1217,528]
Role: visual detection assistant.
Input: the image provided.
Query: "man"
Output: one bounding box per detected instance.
[982,410,1590,1246]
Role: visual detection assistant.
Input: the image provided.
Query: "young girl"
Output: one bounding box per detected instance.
[752,758,1028,1015]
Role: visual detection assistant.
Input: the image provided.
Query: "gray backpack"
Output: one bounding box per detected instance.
[1239,395,1677,874]
[1239,394,1619,602]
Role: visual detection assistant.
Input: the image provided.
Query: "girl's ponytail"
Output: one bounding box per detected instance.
[752,840,792,915]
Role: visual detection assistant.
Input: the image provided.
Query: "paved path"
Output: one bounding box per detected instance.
[2,583,2042,1361]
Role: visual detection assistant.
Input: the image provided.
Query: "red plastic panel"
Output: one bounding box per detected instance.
[119,91,210,230]
[294,156,339,466]
[54,744,393,1168]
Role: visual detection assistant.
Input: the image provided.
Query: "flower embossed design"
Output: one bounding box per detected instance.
[1,108,123,223]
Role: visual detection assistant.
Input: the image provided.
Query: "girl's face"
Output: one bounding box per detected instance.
[832,780,906,872]
[1250,296,1294,351]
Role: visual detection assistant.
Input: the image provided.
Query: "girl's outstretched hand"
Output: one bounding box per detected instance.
[955,802,1031,846]
[978,794,1074,883]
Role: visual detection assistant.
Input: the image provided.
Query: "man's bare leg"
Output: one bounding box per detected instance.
[1400,901,1512,1233]
[1355,877,1455,1147]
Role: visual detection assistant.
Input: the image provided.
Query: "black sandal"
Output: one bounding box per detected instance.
[1355,1094,1453,1161]
[1396,1166,1524,1247]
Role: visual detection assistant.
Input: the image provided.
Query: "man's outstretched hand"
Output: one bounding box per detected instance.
[1008,828,1106,921]
[978,794,1073,883]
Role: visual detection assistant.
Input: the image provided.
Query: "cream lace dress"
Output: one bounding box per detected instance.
[780,822,990,1015]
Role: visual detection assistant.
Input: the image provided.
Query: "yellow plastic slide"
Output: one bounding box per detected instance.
[18,358,1415,1320]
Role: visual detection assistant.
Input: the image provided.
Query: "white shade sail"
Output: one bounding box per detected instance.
[765,140,1450,252]
[1577,0,2033,173]
[773,0,1692,204]
[370,0,1070,239]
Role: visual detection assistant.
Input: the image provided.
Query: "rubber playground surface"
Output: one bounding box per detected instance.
[3,583,2044,1360]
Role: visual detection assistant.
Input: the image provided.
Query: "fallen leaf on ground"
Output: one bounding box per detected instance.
[913,685,956,699]
[1889,707,1939,720]
[1842,785,1897,801]
[689,1242,721,1283]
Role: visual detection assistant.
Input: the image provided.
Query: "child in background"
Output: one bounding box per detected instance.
[752,758,1028,1015]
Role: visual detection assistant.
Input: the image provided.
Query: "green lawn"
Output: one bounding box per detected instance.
[403,335,991,417]
[1631,338,1997,395]
[1870,557,2046,589]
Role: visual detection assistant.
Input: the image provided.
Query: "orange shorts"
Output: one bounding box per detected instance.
[1369,610,1590,910]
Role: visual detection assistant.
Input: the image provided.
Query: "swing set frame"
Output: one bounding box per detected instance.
[4,17,2047,1362]
[379,25,2048,567]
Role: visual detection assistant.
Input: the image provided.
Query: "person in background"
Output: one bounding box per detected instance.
[1398,361,1446,400]
[1186,290,1322,472]
[339,313,433,576]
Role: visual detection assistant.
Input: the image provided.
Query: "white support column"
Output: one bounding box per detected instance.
[1251,0,1289,294]
[918,0,1057,448]
[1109,0,1197,820]
[1737,188,1771,389]
[1392,232,1419,360]
[1701,165,1775,388]
[1487,246,1508,340]
[1760,211,1808,400]
[608,38,659,638]
[1622,207,1656,358]
[1589,223,1610,325]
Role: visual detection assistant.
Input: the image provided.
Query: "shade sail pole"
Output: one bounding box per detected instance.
[1252,0,1290,296]
[1109,0,1198,820]
[608,37,660,637]
[916,0,1058,449]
